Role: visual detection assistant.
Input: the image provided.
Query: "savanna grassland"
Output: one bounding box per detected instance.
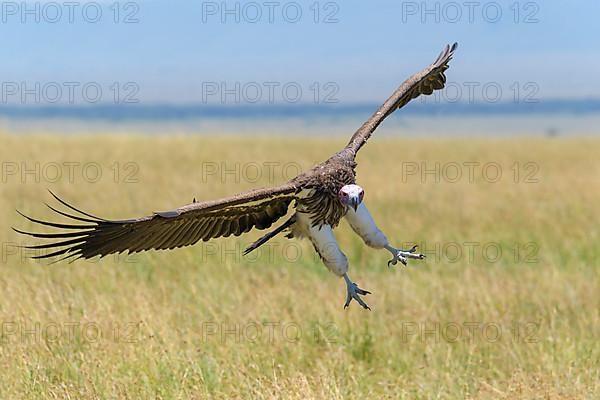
[0,133,598,399]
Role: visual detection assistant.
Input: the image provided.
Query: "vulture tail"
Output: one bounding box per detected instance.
[243,215,295,255]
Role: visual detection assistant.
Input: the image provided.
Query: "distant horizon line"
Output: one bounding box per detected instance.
[1,99,599,121]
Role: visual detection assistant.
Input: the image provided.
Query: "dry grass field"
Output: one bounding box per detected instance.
[0,133,598,399]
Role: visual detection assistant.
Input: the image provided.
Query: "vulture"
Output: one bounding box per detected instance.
[15,43,458,310]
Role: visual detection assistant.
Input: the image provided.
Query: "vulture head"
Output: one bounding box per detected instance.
[338,184,364,212]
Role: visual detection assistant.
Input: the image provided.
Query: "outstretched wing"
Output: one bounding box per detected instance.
[14,185,298,262]
[345,42,458,155]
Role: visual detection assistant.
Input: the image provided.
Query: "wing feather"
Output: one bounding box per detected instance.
[345,42,458,155]
[15,185,297,261]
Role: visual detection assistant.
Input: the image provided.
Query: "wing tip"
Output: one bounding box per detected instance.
[12,226,28,236]
[15,209,33,222]
[435,42,458,65]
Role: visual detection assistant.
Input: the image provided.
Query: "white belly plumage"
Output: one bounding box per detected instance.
[293,210,348,276]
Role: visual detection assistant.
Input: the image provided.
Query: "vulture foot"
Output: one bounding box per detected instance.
[385,244,425,267]
[343,273,371,310]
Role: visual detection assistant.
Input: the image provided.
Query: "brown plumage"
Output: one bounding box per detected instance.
[15,43,457,262]
[345,42,458,154]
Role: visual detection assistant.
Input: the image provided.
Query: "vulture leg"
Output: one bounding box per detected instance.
[345,202,425,268]
[294,211,371,310]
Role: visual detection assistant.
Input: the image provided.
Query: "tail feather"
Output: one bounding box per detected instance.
[243,215,295,255]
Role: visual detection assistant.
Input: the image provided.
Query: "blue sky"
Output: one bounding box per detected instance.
[1,0,598,104]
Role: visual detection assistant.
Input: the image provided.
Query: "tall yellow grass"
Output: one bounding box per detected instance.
[0,133,598,398]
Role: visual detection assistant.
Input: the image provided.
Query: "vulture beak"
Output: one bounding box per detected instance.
[350,197,359,212]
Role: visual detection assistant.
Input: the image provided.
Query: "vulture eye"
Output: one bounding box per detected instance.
[359,191,364,200]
